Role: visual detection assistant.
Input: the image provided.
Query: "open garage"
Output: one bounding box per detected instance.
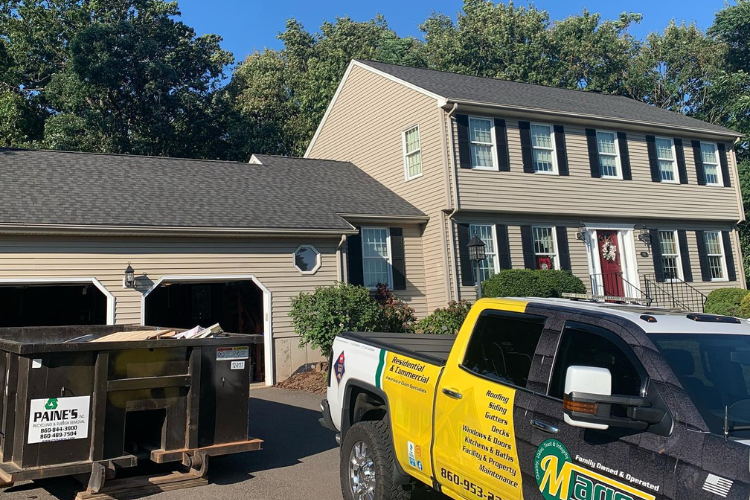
[0,280,112,327]
[143,276,268,382]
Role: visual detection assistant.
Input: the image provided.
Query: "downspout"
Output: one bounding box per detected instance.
[442,103,461,302]
[337,234,348,283]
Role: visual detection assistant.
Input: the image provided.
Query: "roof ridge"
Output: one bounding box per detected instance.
[356,59,623,100]
[0,147,254,166]
[253,153,353,165]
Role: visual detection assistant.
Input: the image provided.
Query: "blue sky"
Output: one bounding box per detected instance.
[176,0,729,64]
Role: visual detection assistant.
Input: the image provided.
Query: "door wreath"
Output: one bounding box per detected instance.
[600,236,617,262]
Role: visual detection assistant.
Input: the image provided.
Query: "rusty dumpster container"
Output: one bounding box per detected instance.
[0,325,263,490]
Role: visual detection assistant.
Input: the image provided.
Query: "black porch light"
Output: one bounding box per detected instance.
[637,225,652,247]
[124,263,136,289]
[467,233,487,262]
[576,222,586,241]
[467,233,486,299]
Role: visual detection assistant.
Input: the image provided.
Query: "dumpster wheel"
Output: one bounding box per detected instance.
[183,451,210,478]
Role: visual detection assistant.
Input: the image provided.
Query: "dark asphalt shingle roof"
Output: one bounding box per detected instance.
[0,149,424,231]
[359,60,737,136]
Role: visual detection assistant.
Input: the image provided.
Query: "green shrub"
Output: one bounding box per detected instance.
[705,288,750,317]
[415,300,473,335]
[375,284,416,333]
[481,269,586,298]
[289,283,383,357]
[738,293,750,318]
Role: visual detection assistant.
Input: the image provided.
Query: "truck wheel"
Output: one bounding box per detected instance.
[340,420,411,500]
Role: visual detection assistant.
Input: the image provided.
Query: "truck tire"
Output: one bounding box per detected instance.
[340,420,412,500]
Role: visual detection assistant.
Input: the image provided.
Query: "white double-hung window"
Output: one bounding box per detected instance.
[596,131,621,179]
[700,142,723,186]
[469,224,498,283]
[531,124,556,173]
[656,138,678,183]
[361,228,392,288]
[704,231,727,281]
[532,226,559,270]
[658,230,682,280]
[402,125,422,180]
[468,117,495,169]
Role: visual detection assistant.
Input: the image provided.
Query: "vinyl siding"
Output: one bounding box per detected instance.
[308,64,446,312]
[451,214,744,302]
[0,234,342,381]
[452,117,742,221]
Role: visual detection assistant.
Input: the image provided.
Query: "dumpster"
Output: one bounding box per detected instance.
[0,325,264,490]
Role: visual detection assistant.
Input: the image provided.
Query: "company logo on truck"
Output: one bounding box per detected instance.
[534,440,654,500]
[334,351,345,383]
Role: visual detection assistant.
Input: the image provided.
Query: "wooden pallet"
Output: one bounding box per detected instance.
[75,470,207,500]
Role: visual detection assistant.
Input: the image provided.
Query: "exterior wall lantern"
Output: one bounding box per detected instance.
[576,223,587,241]
[124,263,136,289]
[467,233,486,300]
[637,225,652,248]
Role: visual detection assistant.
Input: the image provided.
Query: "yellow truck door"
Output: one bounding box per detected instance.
[432,302,547,500]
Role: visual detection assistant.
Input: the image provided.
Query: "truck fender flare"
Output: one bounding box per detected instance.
[341,379,412,486]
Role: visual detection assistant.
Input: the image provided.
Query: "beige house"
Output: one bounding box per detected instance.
[307,60,746,311]
[0,150,427,383]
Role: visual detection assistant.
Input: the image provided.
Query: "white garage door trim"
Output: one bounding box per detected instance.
[0,277,115,325]
[141,274,274,386]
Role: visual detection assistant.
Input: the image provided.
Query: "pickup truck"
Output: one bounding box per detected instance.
[320,297,750,500]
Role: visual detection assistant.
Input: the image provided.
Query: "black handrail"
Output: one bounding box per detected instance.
[589,273,648,303]
[642,274,707,312]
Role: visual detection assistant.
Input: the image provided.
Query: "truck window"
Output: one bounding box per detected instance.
[549,322,644,399]
[461,311,546,388]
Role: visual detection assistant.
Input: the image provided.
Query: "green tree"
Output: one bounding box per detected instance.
[0,0,233,157]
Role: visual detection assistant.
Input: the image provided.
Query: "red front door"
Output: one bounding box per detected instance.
[598,230,625,297]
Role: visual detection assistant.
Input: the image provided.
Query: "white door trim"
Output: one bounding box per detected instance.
[0,277,115,325]
[141,274,274,386]
[583,226,640,298]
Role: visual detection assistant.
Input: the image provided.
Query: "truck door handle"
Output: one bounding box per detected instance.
[442,388,463,400]
[530,419,559,434]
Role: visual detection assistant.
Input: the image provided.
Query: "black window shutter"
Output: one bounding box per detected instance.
[496,224,512,269]
[695,230,712,281]
[554,125,569,176]
[457,223,475,286]
[556,226,572,271]
[718,143,731,188]
[390,227,406,290]
[650,229,665,282]
[494,118,510,171]
[456,114,472,169]
[521,226,536,269]
[519,121,534,173]
[646,135,661,182]
[722,231,737,281]
[347,230,364,286]
[585,128,600,178]
[674,138,689,184]
[617,132,632,180]
[692,140,706,186]
[677,230,693,282]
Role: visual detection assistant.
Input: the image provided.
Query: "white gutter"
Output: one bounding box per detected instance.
[0,223,358,237]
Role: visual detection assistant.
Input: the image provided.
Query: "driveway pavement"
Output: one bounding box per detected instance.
[1,387,445,500]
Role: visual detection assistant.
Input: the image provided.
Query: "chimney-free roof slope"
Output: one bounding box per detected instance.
[0,149,424,232]
[358,60,737,136]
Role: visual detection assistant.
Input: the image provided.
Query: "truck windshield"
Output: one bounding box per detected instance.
[652,334,750,438]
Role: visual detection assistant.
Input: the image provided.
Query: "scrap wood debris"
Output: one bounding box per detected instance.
[90,323,224,342]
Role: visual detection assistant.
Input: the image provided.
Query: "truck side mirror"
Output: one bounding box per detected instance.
[562,365,670,434]
[562,365,612,430]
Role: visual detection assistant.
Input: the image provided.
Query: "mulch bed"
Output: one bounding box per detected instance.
[276,370,328,395]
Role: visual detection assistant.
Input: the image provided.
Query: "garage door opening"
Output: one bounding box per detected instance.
[0,283,107,327]
[144,280,266,382]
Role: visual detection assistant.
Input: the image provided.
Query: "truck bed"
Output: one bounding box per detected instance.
[341,331,457,366]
